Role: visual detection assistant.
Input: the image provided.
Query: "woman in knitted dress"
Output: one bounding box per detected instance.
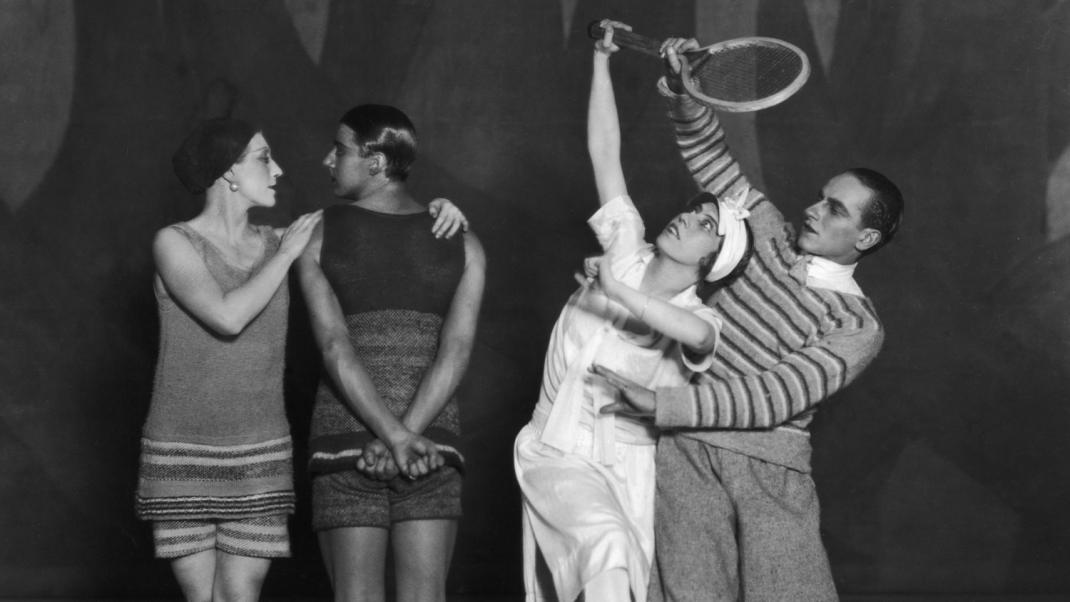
[297,104,485,602]
[135,119,320,601]
[513,23,753,602]
[136,119,467,602]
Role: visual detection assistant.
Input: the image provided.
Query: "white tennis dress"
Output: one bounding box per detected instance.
[514,195,720,602]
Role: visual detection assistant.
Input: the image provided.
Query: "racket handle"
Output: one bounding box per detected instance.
[587,20,662,57]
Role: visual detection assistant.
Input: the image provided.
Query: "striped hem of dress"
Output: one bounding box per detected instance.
[137,435,295,520]
[139,435,293,481]
[136,491,296,521]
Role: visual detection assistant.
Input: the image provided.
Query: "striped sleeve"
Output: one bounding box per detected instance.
[659,79,793,263]
[654,297,884,429]
[659,77,754,208]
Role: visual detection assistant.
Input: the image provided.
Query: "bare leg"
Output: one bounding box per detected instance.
[319,529,335,585]
[212,552,271,602]
[171,549,215,602]
[319,526,390,602]
[392,519,457,602]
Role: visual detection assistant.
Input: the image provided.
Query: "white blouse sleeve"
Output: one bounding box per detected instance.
[587,195,645,257]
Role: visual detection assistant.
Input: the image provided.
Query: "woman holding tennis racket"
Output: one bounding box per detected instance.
[513,21,752,602]
[593,30,903,602]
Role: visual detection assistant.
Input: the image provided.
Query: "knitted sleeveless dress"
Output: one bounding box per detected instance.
[309,204,465,474]
[136,223,295,521]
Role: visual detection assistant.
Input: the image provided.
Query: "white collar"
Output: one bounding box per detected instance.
[805,255,864,297]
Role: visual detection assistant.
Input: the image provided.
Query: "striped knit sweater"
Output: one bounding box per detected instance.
[653,85,884,471]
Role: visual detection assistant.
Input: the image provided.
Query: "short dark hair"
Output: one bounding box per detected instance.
[845,167,904,256]
[339,104,417,181]
[172,119,258,194]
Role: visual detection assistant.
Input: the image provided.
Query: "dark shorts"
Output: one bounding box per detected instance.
[311,466,463,531]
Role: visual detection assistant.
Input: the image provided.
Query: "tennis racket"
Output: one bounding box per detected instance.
[588,20,811,112]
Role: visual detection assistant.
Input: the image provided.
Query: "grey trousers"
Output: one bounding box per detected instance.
[648,435,838,602]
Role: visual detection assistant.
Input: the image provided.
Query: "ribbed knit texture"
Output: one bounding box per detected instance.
[152,515,290,559]
[137,223,294,520]
[309,204,466,474]
[137,437,295,520]
[653,90,884,470]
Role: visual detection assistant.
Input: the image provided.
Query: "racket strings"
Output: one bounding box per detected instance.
[689,45,805,104]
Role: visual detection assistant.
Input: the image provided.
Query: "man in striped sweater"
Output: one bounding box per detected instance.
[597,38,904,601]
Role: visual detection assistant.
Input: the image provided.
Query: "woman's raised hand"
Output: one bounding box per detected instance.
[279,210,323,258]
[595,19,632,55]
[593,255,623,297]
[573,255,601,288]
[572,255,623,298]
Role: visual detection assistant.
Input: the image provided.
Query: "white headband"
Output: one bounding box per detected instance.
[705,186,751,283]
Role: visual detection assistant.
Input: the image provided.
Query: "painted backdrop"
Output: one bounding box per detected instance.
[1,0,1069,597]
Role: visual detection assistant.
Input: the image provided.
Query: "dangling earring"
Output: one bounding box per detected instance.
[229,182,239,192]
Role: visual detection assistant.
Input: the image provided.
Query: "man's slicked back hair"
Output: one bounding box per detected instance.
[340,104,417,182]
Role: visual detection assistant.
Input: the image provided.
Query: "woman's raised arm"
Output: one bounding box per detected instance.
[588,22,630,206]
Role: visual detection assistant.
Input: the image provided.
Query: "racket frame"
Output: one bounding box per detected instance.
[587,20,811,113]
[680,36,811,112]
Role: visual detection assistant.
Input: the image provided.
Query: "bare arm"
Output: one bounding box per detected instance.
[153,212,320,336]
[427,197,470,239]
[589,257,718,353]
[588,22,630,205]
[296,224,441,476]
[401,232,486,433]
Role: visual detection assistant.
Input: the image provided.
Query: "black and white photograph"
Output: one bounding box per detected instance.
[1,1,1069,600]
